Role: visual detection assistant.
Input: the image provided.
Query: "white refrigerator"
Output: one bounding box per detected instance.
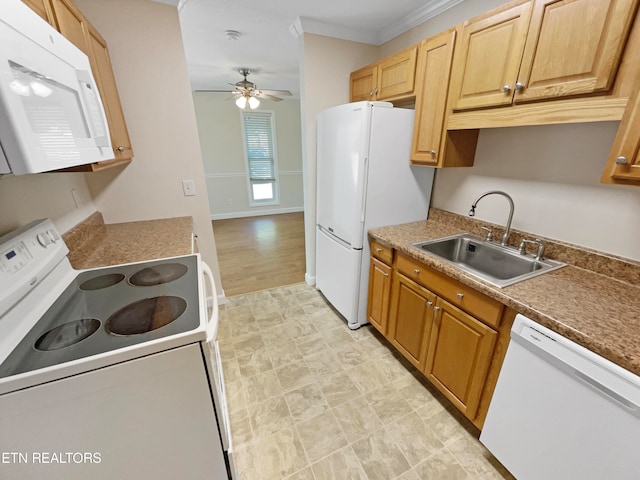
[315,101,434,329]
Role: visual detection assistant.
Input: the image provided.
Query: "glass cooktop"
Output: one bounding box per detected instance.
[0,255,200,378]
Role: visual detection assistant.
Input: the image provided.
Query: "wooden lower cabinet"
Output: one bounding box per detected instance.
[387,273,436,369]
[424,297,497,420]
[367,248,510,428]
[367,257,392,335]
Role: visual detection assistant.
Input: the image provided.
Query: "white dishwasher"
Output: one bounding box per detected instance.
[480,314,640,480]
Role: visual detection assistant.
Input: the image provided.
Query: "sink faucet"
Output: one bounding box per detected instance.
[468,190,514,246]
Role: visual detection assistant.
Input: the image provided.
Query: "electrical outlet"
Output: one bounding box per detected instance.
[182,180,196,196]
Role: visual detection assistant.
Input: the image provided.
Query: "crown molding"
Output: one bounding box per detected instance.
[378,0,465,43]
[295,17,380,45]
[293,0,464,45]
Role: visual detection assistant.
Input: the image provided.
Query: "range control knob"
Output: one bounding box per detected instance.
[47,229,60,243]
[37,233,51,247]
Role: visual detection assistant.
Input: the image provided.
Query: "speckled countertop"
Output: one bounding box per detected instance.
[369,209,640,376]
[62,212,194,269]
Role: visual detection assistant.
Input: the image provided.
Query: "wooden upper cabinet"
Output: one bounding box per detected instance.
[601,77,640,184]
[516,0,639,103]
[451,0,638,111]
[45,0,133,169]
[376,45,418,100]
[49,0,91,56]
[349,45,418,102]
[21,0,54,23]
[86,24,133,165]
[350,65,378,102]
[411,27,469,167]
[450,0,533,110]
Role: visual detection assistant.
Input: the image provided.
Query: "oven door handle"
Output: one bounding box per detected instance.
[202,261,219,343]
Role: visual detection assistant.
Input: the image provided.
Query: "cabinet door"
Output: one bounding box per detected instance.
[601,78,640,183]
[350,65,378,102]
[515,0,638,103]
[450,0,533,110]
[49,0,90,55]
[411,28,456,166]
[21,0,54,23]
[86,23,133,165]
[376,45,418,100]
[424,298,497,420]
[387,273,436,369]
[367,257,392,336]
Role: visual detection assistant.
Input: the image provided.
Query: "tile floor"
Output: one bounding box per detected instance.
[218,283,514,480]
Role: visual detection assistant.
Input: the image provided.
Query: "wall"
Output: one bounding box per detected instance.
[74,0,225,292]
[193,93,304,219]
[299,33,378,283]
[433,123,640,261]
[0,172,96,236]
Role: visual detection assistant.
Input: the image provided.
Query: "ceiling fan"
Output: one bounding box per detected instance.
[196,68,292,109]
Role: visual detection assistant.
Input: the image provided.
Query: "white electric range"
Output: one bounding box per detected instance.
[0,219,235,479]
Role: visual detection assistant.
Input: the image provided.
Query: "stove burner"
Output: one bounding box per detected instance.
[106,296,187,336]
[129,263,188,287]
[35,319,101,351]
[79,273,125,291]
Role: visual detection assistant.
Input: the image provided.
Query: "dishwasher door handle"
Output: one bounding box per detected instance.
[573,369,640,412]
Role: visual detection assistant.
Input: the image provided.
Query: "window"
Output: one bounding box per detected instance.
[241,111,278,205]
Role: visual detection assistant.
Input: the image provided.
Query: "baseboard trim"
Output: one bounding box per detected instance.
[211,207,304,221]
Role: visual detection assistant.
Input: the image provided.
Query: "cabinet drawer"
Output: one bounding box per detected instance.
[370,240,393,264]
[395,253,503,328]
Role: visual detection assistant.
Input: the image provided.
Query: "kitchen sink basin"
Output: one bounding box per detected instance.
[411,233,565,288]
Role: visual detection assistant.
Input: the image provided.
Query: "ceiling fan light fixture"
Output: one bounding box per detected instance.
[235,95,248,109]
[248,96,260,109]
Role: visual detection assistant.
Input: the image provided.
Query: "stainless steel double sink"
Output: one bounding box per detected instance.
[411,233,565,288]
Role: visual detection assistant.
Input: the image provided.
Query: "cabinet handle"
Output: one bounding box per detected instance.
[456,293,464,299]
[515,82,524,91]
[433,306,440,311]
[375,247,382,253]
[429,150,437,158]
[383,272,389,278]
[115,145,125,152]
[413,268,420,274]
[426,301,433,307]
[502,85,511,93]
[616,156,628,165]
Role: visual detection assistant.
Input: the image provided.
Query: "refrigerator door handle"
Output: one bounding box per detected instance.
[318,225,353,249]
[360,156,368,223]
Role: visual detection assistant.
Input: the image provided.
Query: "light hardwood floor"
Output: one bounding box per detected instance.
[212,212,306,297]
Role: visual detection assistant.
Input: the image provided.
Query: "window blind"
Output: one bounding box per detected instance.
[242,112,275,181]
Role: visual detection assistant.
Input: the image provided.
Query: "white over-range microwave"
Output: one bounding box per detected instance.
[0,0,112,175]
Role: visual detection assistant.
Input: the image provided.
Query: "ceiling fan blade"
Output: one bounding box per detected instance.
[255,92,283,102]
[258,89,292,96]
[195,89,236,93]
